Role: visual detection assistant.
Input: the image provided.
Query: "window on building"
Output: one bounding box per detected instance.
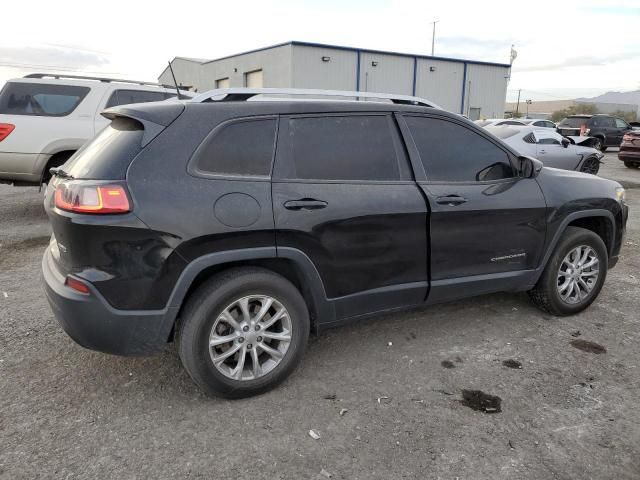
[193,118,276,177]
[404,116,514,182]
[277,115,402,181]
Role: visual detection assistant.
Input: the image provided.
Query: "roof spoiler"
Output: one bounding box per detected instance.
[102,102,185,147]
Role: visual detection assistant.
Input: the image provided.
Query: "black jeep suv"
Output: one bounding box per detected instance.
[557,114,633,151]
[43,90,628,398]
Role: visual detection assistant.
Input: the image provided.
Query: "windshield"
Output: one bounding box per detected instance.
[0,82,90,117]
[558,117,589,128]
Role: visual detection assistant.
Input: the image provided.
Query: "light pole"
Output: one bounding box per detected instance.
[431,20,439,56]
[526,99,532,118]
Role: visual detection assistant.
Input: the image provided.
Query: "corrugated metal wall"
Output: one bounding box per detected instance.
[158,58,205,92]
[199,45,293,91]
[464,63,509,119]
[415,59,464,113]
[160,44,509,116]
[358,52,413,95]
[291,45,356,90]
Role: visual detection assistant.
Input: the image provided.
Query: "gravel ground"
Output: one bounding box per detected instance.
[1,152,639,479]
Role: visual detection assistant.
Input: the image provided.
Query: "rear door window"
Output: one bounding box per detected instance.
[192,118,277,177]
[105,89,173,108]
[0,82,89,116]
[275,115,405,181]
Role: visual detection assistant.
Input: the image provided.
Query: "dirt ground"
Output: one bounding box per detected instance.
[1,152,639,479]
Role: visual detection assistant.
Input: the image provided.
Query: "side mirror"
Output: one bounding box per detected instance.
[561,138,570,148]
[519,156,543,178]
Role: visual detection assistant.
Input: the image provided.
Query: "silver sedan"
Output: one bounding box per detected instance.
[486,126,603,174]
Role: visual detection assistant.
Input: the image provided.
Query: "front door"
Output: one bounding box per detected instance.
[400,114,548,303]
[272,113,429,320]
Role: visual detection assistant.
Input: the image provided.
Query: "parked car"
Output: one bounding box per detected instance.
[475,118,527,127]
[556,114,633,151]
[42,88,628,398]
[520,118,556,129]
[619,129,640,168]
[0,73,192,186]
[485,126,603,174]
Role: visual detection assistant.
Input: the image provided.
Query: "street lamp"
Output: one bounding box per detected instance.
[526,99,532,118]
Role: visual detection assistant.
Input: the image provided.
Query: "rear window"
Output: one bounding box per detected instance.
[0,82,89,116]
[63,117,144,179]
[558,117,589,128]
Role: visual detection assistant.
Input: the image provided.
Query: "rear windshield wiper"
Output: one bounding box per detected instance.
[49,167,74,179]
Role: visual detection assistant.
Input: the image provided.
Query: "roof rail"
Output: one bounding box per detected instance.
[23,73,169,88]
[191,88,441,108]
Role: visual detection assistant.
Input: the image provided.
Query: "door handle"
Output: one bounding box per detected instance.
[435,195,467,206]
[539,149,546,154]
[283,199,328,210]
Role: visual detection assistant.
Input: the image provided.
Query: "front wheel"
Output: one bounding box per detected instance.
[592,137,604,151]
[178,267,310,398]
[580,156,600,175]
[528,227,608,316]
[624,160,639,169]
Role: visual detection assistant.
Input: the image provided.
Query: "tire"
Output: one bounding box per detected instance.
[528,226,608,316]
[593,137,607,152]
[601,146,608,152]
[178,267,310,398]
[580,156,600,175]
[624,160,639,169]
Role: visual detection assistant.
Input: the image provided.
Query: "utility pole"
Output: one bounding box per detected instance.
[515,89,521,117]
[431,20,439,56]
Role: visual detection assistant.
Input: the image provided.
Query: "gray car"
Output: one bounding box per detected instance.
[486,126,603,175]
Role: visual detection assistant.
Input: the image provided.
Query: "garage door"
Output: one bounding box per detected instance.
[216,78,230,89]
[245,70,263,88]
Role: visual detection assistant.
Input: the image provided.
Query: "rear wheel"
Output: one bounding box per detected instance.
[178,267,310,398]
[592,137,604,152]
[529,227,607,316]
[580,156,600,175]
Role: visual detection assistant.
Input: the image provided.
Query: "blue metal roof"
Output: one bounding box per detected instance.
[201,40,511,69]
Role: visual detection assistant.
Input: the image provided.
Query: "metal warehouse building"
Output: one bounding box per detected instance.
[159,41,511,118]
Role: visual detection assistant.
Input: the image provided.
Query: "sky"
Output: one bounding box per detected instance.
[1,0,639,102]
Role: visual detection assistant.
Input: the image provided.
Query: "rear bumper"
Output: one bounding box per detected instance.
[619,149,640,161]
[42,246,177,356]
[0,151,50,182]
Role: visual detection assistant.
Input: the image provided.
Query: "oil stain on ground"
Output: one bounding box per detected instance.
[460,390,502,413]
[570,339,607,354]
[441,360,456,369]
[502,359,522,369]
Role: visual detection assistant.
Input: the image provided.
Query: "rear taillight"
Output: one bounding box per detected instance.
[54,182,131,214]
[65,276,90,295]
[0,123,15,142]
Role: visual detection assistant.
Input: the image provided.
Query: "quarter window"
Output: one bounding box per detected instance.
[0,82,89,116]
[105,89,173,108]
[405,116,514,182]
[194,118,276,177]
[277,115,402,181]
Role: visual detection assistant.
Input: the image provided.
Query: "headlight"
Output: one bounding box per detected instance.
[616,187,626,204]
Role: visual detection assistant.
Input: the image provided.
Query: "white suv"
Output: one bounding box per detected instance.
[0,74,191,185]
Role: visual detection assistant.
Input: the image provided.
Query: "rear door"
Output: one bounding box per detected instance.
[399,114,547,303]
[272,113,429,320]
